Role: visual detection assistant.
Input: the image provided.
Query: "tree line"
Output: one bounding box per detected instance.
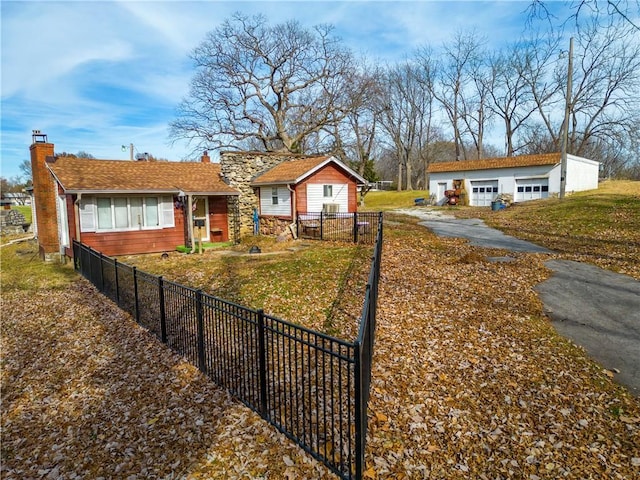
[170,3,640,188]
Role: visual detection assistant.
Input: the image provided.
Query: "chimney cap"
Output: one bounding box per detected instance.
[32,130,48,143]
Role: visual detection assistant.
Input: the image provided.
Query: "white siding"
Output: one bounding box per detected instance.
[431,165,558,205]
[307,183,348,212]
[566,154,600,192]
[260,186,292,216]
[429,156,599,206]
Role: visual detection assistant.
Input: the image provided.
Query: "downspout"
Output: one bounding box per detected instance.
[287,184,296,221]
[287,184,298,239]
[187,194,196,254]
[73,193,82,244]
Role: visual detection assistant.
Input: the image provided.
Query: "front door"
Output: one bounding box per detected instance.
[437,182,447,203]
[193,196,209,242]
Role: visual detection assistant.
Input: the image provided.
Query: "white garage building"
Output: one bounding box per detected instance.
[427,153,599,206]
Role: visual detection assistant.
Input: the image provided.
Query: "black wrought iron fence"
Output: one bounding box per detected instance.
[297,211,381,244]
[72,212,382,479]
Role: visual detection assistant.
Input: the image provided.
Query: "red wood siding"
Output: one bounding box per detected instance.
[297,164,358,212]
[78,204,185,256]
[68,195,229,256]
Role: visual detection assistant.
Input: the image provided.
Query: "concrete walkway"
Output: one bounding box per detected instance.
[396,208,640,396]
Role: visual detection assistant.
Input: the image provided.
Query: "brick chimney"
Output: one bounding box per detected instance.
[201,150,211,163]
[30,131,59,260]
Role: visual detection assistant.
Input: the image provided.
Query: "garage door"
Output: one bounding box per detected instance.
[516,178,549,202]
[471,181,498,207]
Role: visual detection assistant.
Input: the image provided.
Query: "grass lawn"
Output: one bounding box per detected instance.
[14,205,32,224]
[360,189,430,211]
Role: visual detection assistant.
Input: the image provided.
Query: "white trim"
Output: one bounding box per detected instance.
[79,195,175,233]
[57,195,69,249]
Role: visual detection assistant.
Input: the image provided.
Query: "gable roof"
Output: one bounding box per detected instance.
[251,156,367,186]
[427,153,561,173]
[46,157,239,195]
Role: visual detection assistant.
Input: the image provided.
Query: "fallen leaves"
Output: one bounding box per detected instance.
[2,211,639,479]
[1,282,331,479]
[363,220,640,478]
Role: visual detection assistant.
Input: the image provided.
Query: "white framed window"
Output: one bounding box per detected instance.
[271,187,279,205]
[79,196,174,232]
[323,185,333,197]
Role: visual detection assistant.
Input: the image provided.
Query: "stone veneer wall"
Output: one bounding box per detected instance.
[220,151,311,237]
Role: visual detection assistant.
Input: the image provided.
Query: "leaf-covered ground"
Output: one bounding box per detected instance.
[2,210,639,478]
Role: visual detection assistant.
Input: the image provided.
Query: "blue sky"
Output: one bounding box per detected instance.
[1,0,572,180]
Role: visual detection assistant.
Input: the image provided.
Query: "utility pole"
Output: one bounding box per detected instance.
[560,37,573,200]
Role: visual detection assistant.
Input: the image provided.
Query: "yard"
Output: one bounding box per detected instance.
[2,181,639,478]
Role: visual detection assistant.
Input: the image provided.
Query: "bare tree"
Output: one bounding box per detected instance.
[379,61,435,190]
[170,13,358,154]
[487,46,531,156]
[528,1,640,30]
[328,64,384,181]
[432,30,484,161]
[565,18,640,156]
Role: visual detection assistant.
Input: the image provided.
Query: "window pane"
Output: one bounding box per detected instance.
[323,185,333,197]
[525,186,532,192]
[114,198,129,228]
[472,187,478,193]
[271,188,278,205]
[479,187,485,193]
[541,185,549,192]
[97,198,112,229]
[517,186,524,192]
[145,197,159,226]
[130,198,143,227]
[493,187,498,193]
[533,186,541,192]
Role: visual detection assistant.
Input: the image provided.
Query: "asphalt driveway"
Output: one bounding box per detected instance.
[396,208,640,396]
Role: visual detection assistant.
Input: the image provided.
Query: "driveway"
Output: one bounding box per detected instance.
[395,208,640,396]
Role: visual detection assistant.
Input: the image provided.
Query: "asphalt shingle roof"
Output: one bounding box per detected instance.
[427,153,561,173]
[46,157,239,195]
[250,156,332,185]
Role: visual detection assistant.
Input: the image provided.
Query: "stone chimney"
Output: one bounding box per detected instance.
[201,150,211,163]
[220,151,305,236]
[29,131,60,261]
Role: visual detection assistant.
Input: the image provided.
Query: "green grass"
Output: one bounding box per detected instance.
[14,205,32,224]
[360,189,430,211]
[0,240,77,292]
[175,241,234,253]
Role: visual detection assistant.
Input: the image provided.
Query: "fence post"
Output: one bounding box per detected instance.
[87,248,93,283]
[257,309,268,419]
[320,212,324,240]
[99,252,105,293]
[196,289,206,373]
[353,211,359,243]
[159,276,167,344]
[133,267,140,323]
[354,341,365,480]
[114,258,120,306]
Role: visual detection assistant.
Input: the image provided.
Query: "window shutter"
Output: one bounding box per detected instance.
[79,196,96,232]
[161,196,175,227]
